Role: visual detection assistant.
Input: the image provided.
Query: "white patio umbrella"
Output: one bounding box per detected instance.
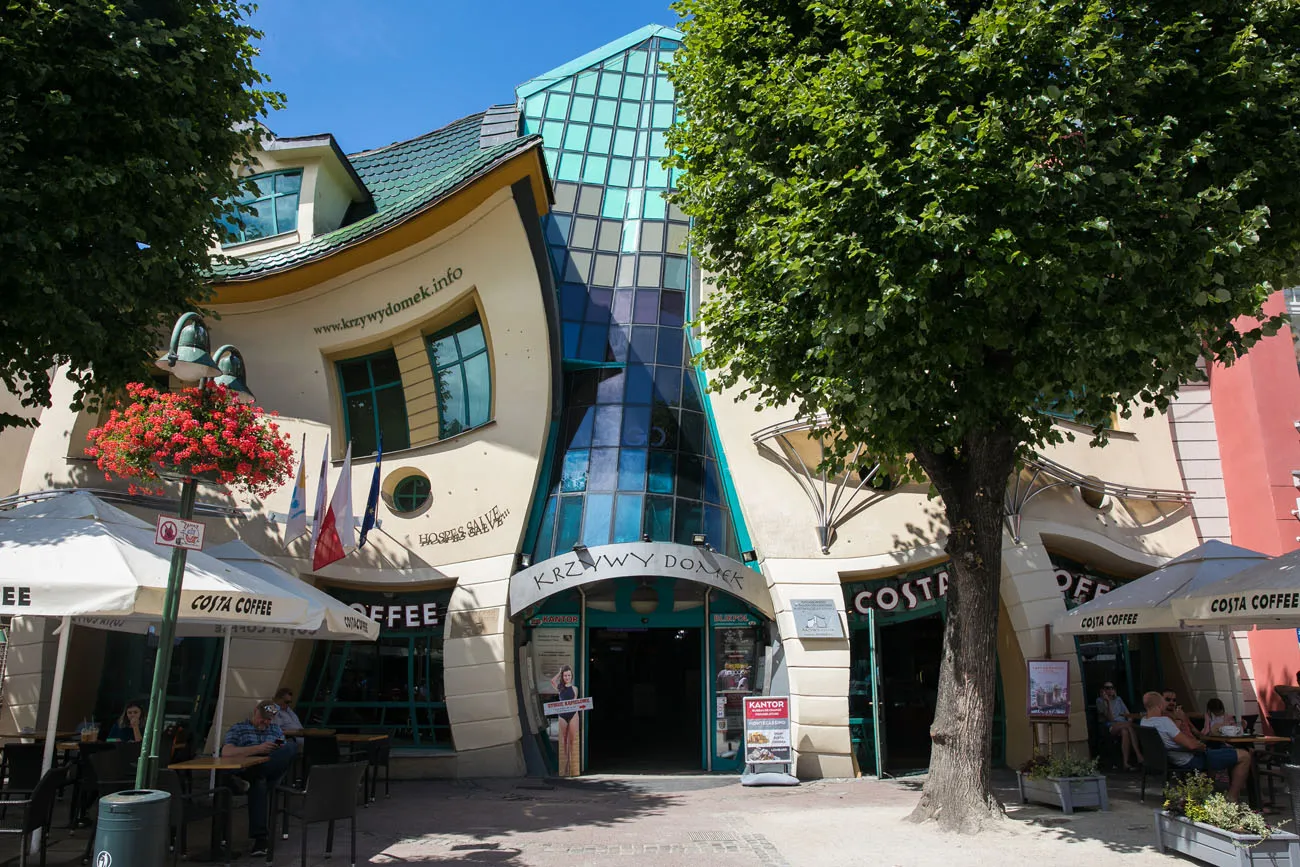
[0,491,314,771]
[1172,546,1300,629]
[1054,540,1270,720]
[1054,541,1269,636]
[191,540,378,759]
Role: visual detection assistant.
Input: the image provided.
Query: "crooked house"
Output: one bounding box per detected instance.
[0,24,1274,779]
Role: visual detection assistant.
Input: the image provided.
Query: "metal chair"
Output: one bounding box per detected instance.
[271,761,367,867]
[0,765,69,867]
[1137,725,1191,802]
[2,745,43,793]
[301,733,342,778]
[357,732,391,802]
[157,769,229,866]
[0,744,45,824]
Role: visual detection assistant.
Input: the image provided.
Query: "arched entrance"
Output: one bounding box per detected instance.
[510,542,774,776]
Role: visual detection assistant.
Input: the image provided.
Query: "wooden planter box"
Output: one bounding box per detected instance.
[1154,810,1300,866]
[1016,772,1109,814]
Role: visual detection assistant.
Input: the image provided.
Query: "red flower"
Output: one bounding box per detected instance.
[85,382,294,497]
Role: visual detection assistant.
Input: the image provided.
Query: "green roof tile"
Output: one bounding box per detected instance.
[211,112,537,282]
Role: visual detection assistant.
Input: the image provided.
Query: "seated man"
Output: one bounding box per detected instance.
[1163,689,1195,736]
[1141,690,1251,802]
[270,687,304,738]
[223,700,299,856]
[1096,683,1143,770]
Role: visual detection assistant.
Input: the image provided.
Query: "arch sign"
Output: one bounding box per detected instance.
[509,541,773,619]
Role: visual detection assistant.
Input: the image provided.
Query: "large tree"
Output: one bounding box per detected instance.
[0,1,279,430]
[667,0,1300,831]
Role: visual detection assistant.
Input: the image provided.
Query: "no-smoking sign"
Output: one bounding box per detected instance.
[155,514,205,551]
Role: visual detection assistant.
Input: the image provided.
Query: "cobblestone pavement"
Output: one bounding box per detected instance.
[23,769,1194,865]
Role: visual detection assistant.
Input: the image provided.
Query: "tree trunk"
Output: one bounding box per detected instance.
[907,430,1017,833]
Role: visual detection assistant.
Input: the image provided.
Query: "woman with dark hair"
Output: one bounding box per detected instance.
[550,665,579,776]
[107,701,145,742]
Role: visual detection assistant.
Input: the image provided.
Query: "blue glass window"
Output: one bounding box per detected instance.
[582,493,614,545]
[614,494,644,542]
[556,497,583,551]
[336,350,410,457]
[221,170,302,245]
[427,314,491,439]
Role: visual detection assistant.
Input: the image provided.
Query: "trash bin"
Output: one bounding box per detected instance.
[91,789,170,867]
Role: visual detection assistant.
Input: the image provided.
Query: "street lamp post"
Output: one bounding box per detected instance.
[135,314,254,788]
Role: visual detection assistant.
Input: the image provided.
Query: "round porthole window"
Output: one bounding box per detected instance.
[392,475,432,514]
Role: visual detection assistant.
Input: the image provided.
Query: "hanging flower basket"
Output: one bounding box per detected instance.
[86,382,295,496]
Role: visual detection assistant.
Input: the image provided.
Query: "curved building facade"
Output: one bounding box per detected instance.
[0,23,1264,780]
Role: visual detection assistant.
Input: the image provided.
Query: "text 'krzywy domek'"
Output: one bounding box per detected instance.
[3,25,1289,780]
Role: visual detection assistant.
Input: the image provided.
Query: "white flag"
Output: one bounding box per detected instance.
[308,434,330,560]
[312,442,355,570]
[283,433,309,547]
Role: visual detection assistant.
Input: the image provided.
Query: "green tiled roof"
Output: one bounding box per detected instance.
[211,112,537,282]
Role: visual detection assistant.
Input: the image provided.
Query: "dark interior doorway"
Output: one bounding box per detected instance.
[587,627,702,773]
[879,613,944,774]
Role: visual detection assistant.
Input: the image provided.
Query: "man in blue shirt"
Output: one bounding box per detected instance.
[223,700,298,855]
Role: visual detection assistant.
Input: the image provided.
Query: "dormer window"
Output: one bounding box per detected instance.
[220,169,303,245]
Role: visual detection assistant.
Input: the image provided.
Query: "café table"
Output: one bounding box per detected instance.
[169,755,269,862]
[335,734,388,803]
[1202,734,1292,809]
[282,728,335,738]
[0,731,77,740]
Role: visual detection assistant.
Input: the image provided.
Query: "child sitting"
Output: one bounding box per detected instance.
[1201,697,1236,736]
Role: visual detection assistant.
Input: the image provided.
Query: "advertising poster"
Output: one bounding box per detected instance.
[530,626,581,776]
[1027,659,1071,720]
[743,696,792,764]
[715,627,757,693]
[532,628,576,696]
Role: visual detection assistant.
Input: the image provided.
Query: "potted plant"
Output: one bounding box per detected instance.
[1155,772,1300,866]
[1016,753,1109,814]
[87,381,294,495]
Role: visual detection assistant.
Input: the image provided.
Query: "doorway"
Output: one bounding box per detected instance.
[586,627,702,772]
[878,613,944,774]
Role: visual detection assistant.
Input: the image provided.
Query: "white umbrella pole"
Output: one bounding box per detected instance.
[41,617,72,775]
[209,632,232,791]
[1222,628,1246,723]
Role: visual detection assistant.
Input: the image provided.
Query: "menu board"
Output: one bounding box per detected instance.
[743,696,792,764]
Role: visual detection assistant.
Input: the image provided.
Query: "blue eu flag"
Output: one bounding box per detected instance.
[359,436,382,548]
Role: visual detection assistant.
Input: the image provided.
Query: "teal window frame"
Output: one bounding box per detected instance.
[392,475,431,513]
[298,631,450,748]
[221,169,302,245]
[426,314,492,439]
[336,349,410,457]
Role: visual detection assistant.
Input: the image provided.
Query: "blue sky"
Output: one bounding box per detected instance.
[249,1,682,155]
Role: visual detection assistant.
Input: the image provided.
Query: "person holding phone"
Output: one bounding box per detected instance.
[222,700,299,856]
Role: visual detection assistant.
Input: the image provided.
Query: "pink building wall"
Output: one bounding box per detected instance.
[1209,292,1300,719]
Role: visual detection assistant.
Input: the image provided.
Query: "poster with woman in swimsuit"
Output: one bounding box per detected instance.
[549,664,581,776]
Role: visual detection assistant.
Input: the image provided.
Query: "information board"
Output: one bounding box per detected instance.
[743,696,792,765]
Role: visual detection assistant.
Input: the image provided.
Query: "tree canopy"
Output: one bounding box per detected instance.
[667,0,1299,468]
[666,0,1300,831]
[0,0,280,429]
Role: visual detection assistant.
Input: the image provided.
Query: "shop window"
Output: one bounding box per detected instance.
[427,314,491,438]
[337,350,410,457]
[392,475,431,514]
[219,170,302,245]
[298,589,452,747]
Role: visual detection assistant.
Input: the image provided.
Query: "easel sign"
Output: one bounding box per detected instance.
[1026,659,1071,721]
[1027,658,1071,755]
[743,696,792,769]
